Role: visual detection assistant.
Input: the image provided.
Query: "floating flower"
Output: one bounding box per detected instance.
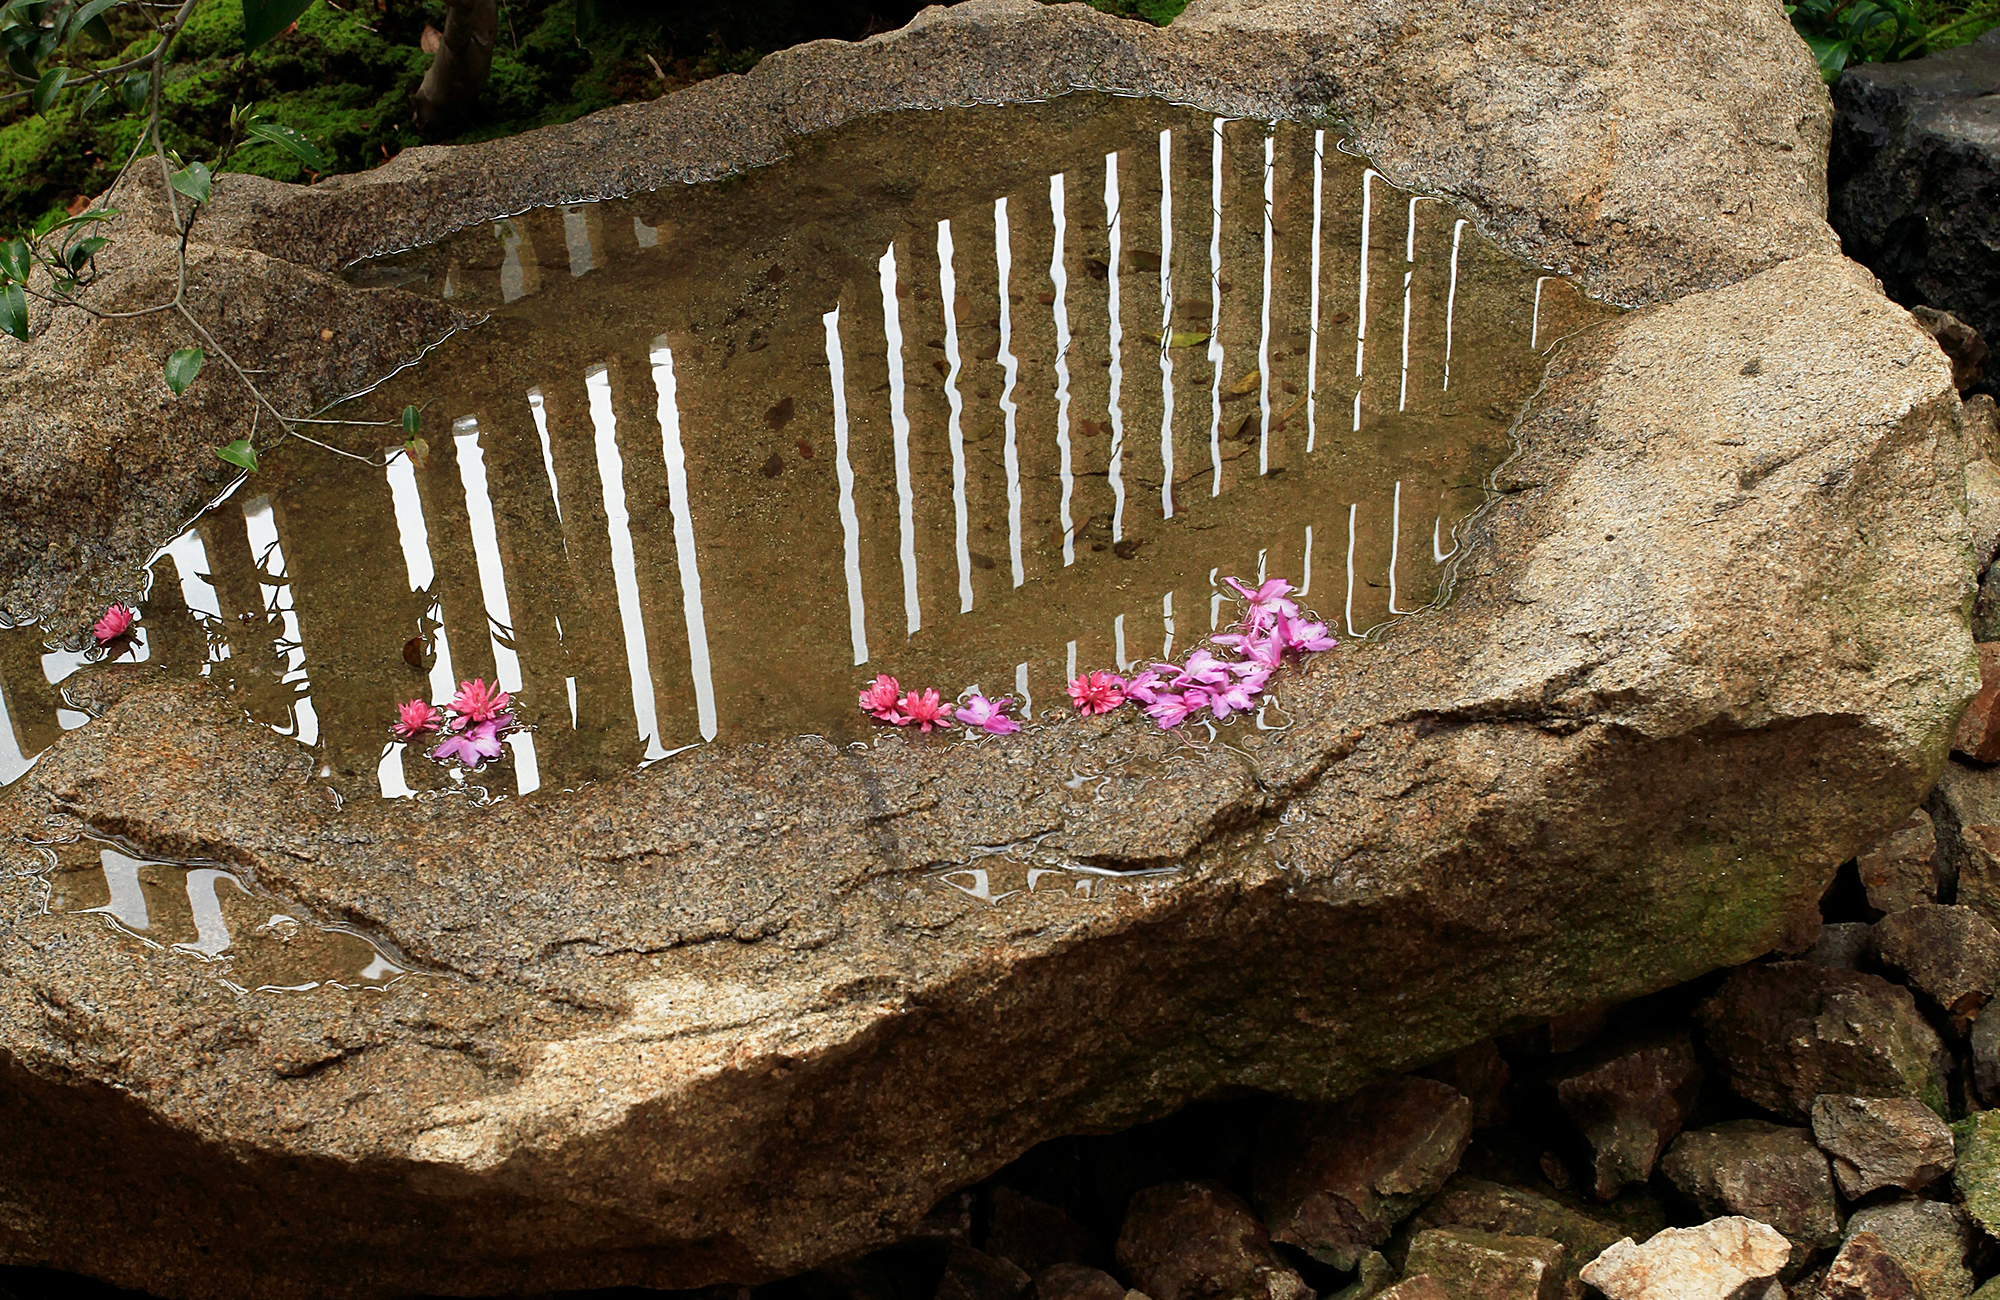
[1145,687,1209,729]
[91,603,135,644]
[1068,670,1127,715]
[1123,669,1168,705]
[899,688,953,733]
[433,716,507,767]
[1276,614,1337,654]
[449,678,513,728]
[1224,576,1300,629]
[1208,671,1268,721]
[859,674,906,722]
[1214,628,1286,674]
[1171,650,1233,690]
[954,693,1020,735]
[391,698,443,740]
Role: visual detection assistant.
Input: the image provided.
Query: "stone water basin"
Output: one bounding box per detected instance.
[0,94,1605,805]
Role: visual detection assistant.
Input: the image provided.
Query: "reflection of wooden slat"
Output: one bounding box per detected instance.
[0,627,56,760]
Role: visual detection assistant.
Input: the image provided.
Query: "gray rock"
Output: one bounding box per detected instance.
[1870,904,2000,1032]
[1818,1232,1920,1300]
[1034,1265,1128,1300]
[1401,1229,1566,1300]
[1660,1120,1841,1256]
[1830,34,2000,360]
[1856,811,1941,914]
[939,1246,1033,1300]
[1696,964,1953,1121]
[1969,461,2000,574]
[1968,394,2000,464]
[1550,1032,1702,1200]
[1250,1078,1473,1269]
[1843,1202,1975,1300]
[1580,1217,1791,1300]
[1805,923,1879,971]
[1115,1183,1313,1300]
[1809,1096,1955,1198]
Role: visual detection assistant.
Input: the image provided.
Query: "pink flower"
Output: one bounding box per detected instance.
[1068,671,1127,715]
[1277,614,1337,654]
[1124,670,1168,704]
[899,688,953,733]
[449,678,512,728]
[1208,672,1268,720]
[859,674,907,722]
[954,693,1020,735]
[1224,576,1300,629]
[1145,687,1209,729]
[392,699,443,739]
[1172,650,1233,689]
[432,717,506,767]
[92,604,135,644]
[1214,629,1286,674]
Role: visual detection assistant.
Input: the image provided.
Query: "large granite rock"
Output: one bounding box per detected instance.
[1696,964,1954,1120]
[1251,1078,1473,1268]
[1660,1120,1841,1257]
[1842,1202,1976,1300]
[0,0,1974,1298]
[1870,904,2000,1032]
[1819,1232,1921,1300]
[1401,1229,1566,1300]
[1811,1096,1956,1199]
[1580,1218,1790,1300]
[1857,809,1942,913]
[1829,30,2000,374]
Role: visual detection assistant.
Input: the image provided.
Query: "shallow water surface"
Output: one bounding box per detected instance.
[0,94,1611,801]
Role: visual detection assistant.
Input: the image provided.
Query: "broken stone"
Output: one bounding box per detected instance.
[1969,394,2000,465]
[938,1245,1033,1300]
[1695,963,1951,1120]
[987,1188,1103,1275]
[1659,1120,1841,1256]
[1114,1183,1314,1300]
[1818,1232,1920,1300]
[1401,1228,1566,1300]
[1872,904,2000,1032]
[1372,1280,1449,1300]
[1856,810,1941,913]
[1549,1031,1702,1200]
[1973,999,2000,1107]
[1911,306,1991,396]
[1419,1040,1513,1130]
[1407,1175,1630,1281]
[1580,1217,1790,1300]
[1956,644,2000,764]
[1810,1096,1955,1198]
[1952,1111,2000,1241]
[1033,1265,1128,1300]
[1327,1255,1393,1300]
[1249,1078,1472,1269]
[1842,1202,1975,1300]
[1804,922,1878,971]
[1931,763,2000,926]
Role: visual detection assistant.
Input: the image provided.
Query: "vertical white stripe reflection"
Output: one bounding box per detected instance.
[1050,174,1076,567]
[879,245,922,635]
[1157,127,1176,520]
[996,198,1026,589]
[1105,152,1127,542]
[1258,130,1274,475]
[585,364,666,761]
[938,220,975,614]
[823,306,869,666]
[650,341,717,743]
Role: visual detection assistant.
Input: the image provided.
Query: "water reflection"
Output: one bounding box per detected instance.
[44,839,405,993]
[0,94,1613,799]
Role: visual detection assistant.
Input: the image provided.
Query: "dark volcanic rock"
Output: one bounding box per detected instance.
[1659,1120,1841,1256]
[1820,1232,1921,1300]
[938,1246,1033,1300]
[1114,1182,1312,1300]
[1842,1201,1974,1300]
[1870,904,2000,1031]
[1857,809,1941,913]
[1830,29,2000,366]
[1810,1096,1955,1199]
[1250,1078,1473,1269]
[1696,963,1952,1120]
[1401,1229,1567,1300]
[1548,1031,1702,1200]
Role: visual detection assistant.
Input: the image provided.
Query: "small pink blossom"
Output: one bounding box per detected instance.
[1145,687,1209,729]
[954,693,1020,735]
[92,604,135,644]
[1172,650,1233,689]
[1277,614,1337,654]
[1068,671,1127,715]
[449,678,512,728]
[392,698,443,740]
[1208,672,1268,721]
[900,688,953,733]
[1213,629,1285,674]
[1124,669,1168,704]
[432,717,506,767]
[859,674,907,723]
[1224,576,1300,629]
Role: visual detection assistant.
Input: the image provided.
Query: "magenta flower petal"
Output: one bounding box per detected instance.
[433,717,506,766]
[91,604,135,645]
[900,688,953,733]
[859,674,905,721]
[954,693,1020,735]
[1124,670,1167,704]
[1067,671,1127,715]
[391,698,443,740]
[449,678,512,728]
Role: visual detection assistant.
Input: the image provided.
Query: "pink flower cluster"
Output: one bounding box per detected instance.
[860,675,1020,735]
[391,678,520,769]
[858,576,1336,737]
[92,604,135,645]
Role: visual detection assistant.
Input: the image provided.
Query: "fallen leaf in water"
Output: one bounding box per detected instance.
[1229,369,1261,395]
[1083,258,1108,281]
[796,438,814,459]
[765,396,794,430]
[1113,538,1145,559]
[1036,292,1055,306]
[760,452,785,478]
[969,551,996,570]
[1129,250,1162,273]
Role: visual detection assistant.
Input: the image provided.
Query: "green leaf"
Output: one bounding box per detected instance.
[0,284,25,341]
[164,345,204,395]
[0,238,30,282]
[244,120,327,173]
[65,235,104,271]
[239,0,314,51]
[215,439,258,472]
[52,276,75,295]
[31,66,64,115]
[73,78,103,116]
[169,161,211,206]
[51,204,115,230]
[118,71,146,111]
[70,0,122,32]
[401,404,421,439]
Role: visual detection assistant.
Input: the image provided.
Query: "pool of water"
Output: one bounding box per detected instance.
[0,93,1611,802]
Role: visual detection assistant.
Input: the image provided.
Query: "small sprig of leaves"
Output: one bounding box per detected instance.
[1787,0,2000,79]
